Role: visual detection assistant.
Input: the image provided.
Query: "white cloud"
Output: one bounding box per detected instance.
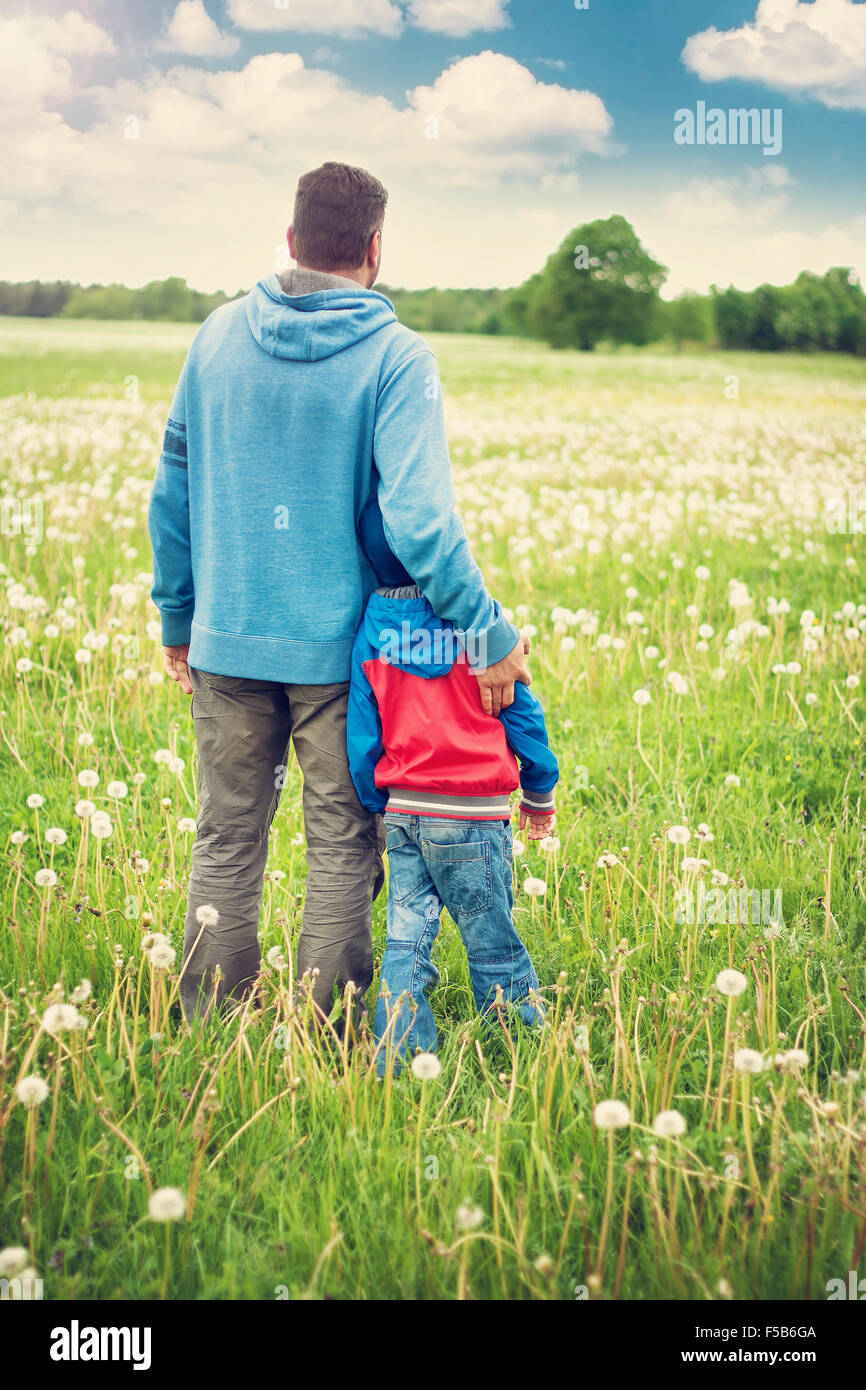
[408,51,613,177]
[641,170,865,295]
[22,11,859,300]
[226,0,510,37]
[407,0,510,37]
[1,48,613,207]
[225,0,403,36]
[683,0,866,111]
[663,173,789,229]
[158,1,241,58]
[0,29,616,290]
[0,11,114,112]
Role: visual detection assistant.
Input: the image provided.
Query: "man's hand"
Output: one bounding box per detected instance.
[519,810,557,842]
[162,644,193,695]
[474,631,531,717]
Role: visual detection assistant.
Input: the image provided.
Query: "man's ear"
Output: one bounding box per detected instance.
[287,226,295,261]
[368,229,382,273]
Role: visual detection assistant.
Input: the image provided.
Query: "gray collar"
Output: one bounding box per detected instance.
[278,267,363,296]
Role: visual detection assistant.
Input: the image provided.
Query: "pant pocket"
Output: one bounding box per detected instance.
[195,669,250,694]
[422,838,492,919]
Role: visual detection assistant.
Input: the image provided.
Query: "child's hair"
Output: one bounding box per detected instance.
[358,493,414,589]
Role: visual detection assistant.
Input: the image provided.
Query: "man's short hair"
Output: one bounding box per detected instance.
[292,162,388,270]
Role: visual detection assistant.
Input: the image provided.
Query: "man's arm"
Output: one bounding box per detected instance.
[373,348,526,713]
[148,365,194,695]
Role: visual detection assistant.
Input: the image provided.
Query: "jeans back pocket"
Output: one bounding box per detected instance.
[421,837,492,920]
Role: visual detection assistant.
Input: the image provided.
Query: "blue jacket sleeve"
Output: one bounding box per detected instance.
[148,361,195,646]
[499,682,559,815]
[373,348,519,668]
[347,633,387,815]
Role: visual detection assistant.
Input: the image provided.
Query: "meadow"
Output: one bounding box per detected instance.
[1,316,865,1301]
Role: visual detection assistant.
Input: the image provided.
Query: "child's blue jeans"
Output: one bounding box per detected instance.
[374,812,542,1073]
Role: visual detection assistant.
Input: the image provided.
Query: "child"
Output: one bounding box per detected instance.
[348,500,559,1073]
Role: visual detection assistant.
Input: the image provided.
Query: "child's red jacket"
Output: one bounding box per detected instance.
[347,587,559,821]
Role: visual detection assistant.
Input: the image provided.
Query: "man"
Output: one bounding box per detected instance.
[148,161,530,1023]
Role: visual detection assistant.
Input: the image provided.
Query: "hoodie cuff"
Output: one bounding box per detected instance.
[468,612,520,670]
[160,606,194,647]
[519,788,556,816]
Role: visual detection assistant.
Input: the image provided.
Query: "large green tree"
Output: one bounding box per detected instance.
[519,216,667,350]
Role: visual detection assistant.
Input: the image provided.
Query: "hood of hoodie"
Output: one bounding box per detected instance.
[245,272,397,362]
[362,590,459,680]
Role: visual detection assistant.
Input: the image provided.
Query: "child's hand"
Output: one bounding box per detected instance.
[519,810,557,841]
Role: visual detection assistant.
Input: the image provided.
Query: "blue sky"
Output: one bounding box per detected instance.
[1,0,864,296]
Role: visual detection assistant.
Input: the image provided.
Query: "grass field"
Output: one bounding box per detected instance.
[1,316,865,1301]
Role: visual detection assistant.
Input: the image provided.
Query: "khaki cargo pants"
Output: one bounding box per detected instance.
[180,667,385,1020]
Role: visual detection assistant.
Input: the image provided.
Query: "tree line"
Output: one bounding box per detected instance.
[0,276,242,323]
[2,221,864,355]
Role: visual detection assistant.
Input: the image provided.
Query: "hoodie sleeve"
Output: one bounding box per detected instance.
[347,632,387,815]
[373,349,519,669]
[148,361,195,646]
[499,682,559,816]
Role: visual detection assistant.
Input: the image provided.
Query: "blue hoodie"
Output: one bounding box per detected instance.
[148,271,518,683]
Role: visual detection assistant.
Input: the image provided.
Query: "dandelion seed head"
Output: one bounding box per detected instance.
[15,1075,50,1109]
[594,1099,630,1130]
[42,1003,83,1035]
[455,1202,484,1232]
[653,1109,687,1139]
[148,1187,185,1222]
[90,812,113,840]
[141,932,169,953]
[715,969,748,998]
[148,943,176,970]
[733,1048,765,1075]
[781,1049,809,1072]
[0,1247,29,1276]
[411,1053,442,1081]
